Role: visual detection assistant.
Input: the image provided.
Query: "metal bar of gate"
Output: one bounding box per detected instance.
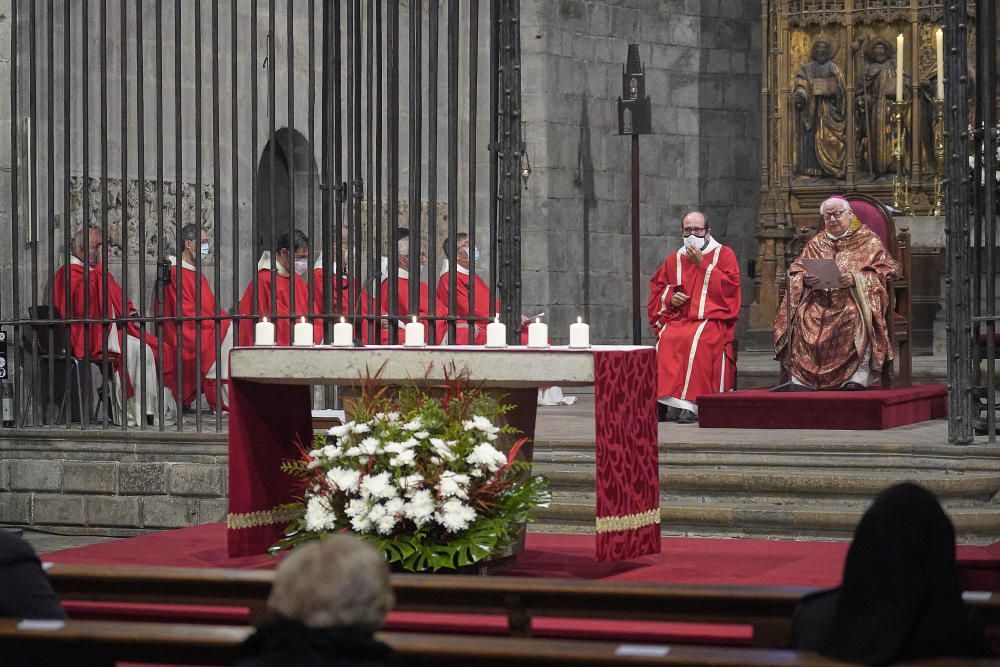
[408,0,422,324]
[62,0,73,428]
[46,2,56,426]
[386,0,399,344]
[427,0,440,344]
[118,0,129,432]
[172,0,184,431]
[9,0,19,427]
[468,0,479,338]
[136,0,148,432]
[446,0,458,345]
[211,0,223,430]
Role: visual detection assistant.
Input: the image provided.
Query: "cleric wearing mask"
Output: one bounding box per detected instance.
[646,211,741,424]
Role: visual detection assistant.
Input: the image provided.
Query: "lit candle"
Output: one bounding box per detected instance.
[569,316,590,349]
[254,316,275,346]
[485,315,506,348]
[895,33,904,101]
[935,28,944,100]
[404,315,425,347]
[332,316,353,347]
[527,317,548,348]
[293,316,314,346]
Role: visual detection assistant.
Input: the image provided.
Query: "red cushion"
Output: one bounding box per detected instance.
[845,197,890,249]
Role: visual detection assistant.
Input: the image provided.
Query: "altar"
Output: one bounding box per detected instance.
[225,345,661,562]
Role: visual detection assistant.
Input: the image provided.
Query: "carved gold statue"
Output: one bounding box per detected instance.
[792,40,847,179]
[856,36,910,178]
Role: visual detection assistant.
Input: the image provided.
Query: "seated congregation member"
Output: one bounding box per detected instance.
[379,228,440,344]
[313,227,369,343]
[646,211,740,424]
[237,230,319,347]
[773,196,899,391]
[233,534,396,667]
[0,530,65,620]
[159,224,232,412]
[53,225,177,426]
[790,483,993,663]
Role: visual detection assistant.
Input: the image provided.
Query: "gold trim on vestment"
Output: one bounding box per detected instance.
[595,508,661,534]
[227,506,303,530]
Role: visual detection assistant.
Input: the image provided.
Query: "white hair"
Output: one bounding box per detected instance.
[820,197,852,214]
[397,235,409,256]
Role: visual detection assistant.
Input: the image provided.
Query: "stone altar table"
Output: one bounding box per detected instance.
[225,345,661,561]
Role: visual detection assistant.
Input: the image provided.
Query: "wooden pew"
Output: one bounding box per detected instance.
[0,618,861,666]
[45,563,1000,649]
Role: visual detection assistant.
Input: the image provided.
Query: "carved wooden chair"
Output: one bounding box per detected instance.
[842,193,913,389]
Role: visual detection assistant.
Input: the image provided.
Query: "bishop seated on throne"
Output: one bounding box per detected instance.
[773,196,900,391]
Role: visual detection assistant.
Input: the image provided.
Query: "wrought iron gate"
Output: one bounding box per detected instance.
[0,0,523,432]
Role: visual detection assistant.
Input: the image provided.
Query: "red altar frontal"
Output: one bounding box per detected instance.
[225,345,661,562]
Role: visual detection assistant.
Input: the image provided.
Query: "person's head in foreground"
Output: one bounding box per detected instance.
[791,482,992,665]
[234,534,396,667]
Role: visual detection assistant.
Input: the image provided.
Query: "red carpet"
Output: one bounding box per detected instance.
[697,384,947,429]
[44,524,1000,647]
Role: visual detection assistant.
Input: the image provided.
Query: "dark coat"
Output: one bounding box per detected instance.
[232,617,396,667]
[0,530,65,620]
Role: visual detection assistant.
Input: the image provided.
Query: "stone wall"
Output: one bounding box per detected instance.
[0,431,227,533]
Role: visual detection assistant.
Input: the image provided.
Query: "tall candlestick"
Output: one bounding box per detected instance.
[569,316,590,349]
[293,316,314,346]
[404,315,425,347]
[485,315,506,348]
[332,316,353,347]
[895,33,904,101]
[254,317,275,346]
[527,317,548,348]
[935,28,944,100]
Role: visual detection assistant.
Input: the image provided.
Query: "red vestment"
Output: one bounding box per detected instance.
[312,267,369,344]
[379,272,441,344]
[434,271,496,345]
[237,269,318,347]
[159,258,231,409]
[647,244,741,405]
[52,260,172,397]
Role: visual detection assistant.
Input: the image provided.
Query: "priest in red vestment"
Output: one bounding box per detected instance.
[237,230,319,347]
[53,225,177,426]
[380,229,441,344]
[158,224,232,412]
[312,228,369,344]
[647,212,741,424]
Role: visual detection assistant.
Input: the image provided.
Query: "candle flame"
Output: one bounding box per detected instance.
[340,316,345,324]
[300,317,306,323]
[412,315,418,323]
[495,315,500,323]
[261,317,268,323]
[577,316,582,323]
[535,317,540,324]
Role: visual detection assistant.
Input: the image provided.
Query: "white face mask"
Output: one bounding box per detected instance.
[200,242,210,260]
[683,234,709,251]
[293,258,309,275]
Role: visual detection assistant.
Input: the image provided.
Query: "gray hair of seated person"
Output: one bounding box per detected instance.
[267,534,394,632]
[819,196,852,215]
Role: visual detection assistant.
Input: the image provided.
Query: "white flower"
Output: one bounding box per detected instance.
[328,423,351,438]
[367,503,388,522]
[373,411,400,423]
[357,437,381,456]
[360,471,397,499]
[308,448,324,459]
[376,514,397,535]
[350,513,372,532]
[304,496,338,532]
[384,497,406,516]
[403,418,423,431]
[466,443,508,474]
[352,422,371,434]
[398,474,424,495]
[436,498,477,532]
[413,430,430,440]
[404,489,436,526]
[344,498,368,519]
[429,438,458,462]
[321,444,343,459]
[344,446,362,457]
[389,449,417,467]
[463,415,500,441]
[438,471,470,499]
[326,467,361,492]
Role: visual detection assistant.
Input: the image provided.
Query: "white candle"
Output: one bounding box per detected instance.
[935,28,944,100]
[293,316,314,346]
[896,33,904,101]
[254,317,275,346]
[527,317,548,348]
[485,315,506,348]
[569,316,590,348]
[332,316,353,347]
[404,315,425,347]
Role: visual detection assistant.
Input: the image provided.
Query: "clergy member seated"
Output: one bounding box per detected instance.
[647,211,740,424]
[238,229,319,347]
[313,227,369,344]
[53,225,177,426]
[380,228,440,344]
[159,224,232,413]
[773,196,899,391]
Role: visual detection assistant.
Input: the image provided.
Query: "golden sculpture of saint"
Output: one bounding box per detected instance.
[792,40,847,179]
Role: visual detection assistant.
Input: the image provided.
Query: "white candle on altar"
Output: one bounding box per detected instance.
[527,317,548,348]
[404,315,425,346]
[332,316,353,347]
[485,315,506,348]
[935,28,945,100]
[569,316,590,349]
[293,317,314,346]
[896,33,905,101]
[254,317,275,346]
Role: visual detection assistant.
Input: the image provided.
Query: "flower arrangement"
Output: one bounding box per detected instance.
[271,367,550,572]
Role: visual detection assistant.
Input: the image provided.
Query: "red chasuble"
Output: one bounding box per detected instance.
[311,267,369,344]
[237,269,317,347]
[646,244,741,404]
[52,260,171,397]
[379,273,442,344]
[159,258,231,408]
[434,271,495,345]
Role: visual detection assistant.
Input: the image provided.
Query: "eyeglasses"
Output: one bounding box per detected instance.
[682,227,709,237]
[822,209,849,220]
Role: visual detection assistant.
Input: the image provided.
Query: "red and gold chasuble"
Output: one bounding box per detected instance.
[646,244,741,403]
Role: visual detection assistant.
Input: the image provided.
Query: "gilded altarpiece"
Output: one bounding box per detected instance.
[748,0,982,342]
